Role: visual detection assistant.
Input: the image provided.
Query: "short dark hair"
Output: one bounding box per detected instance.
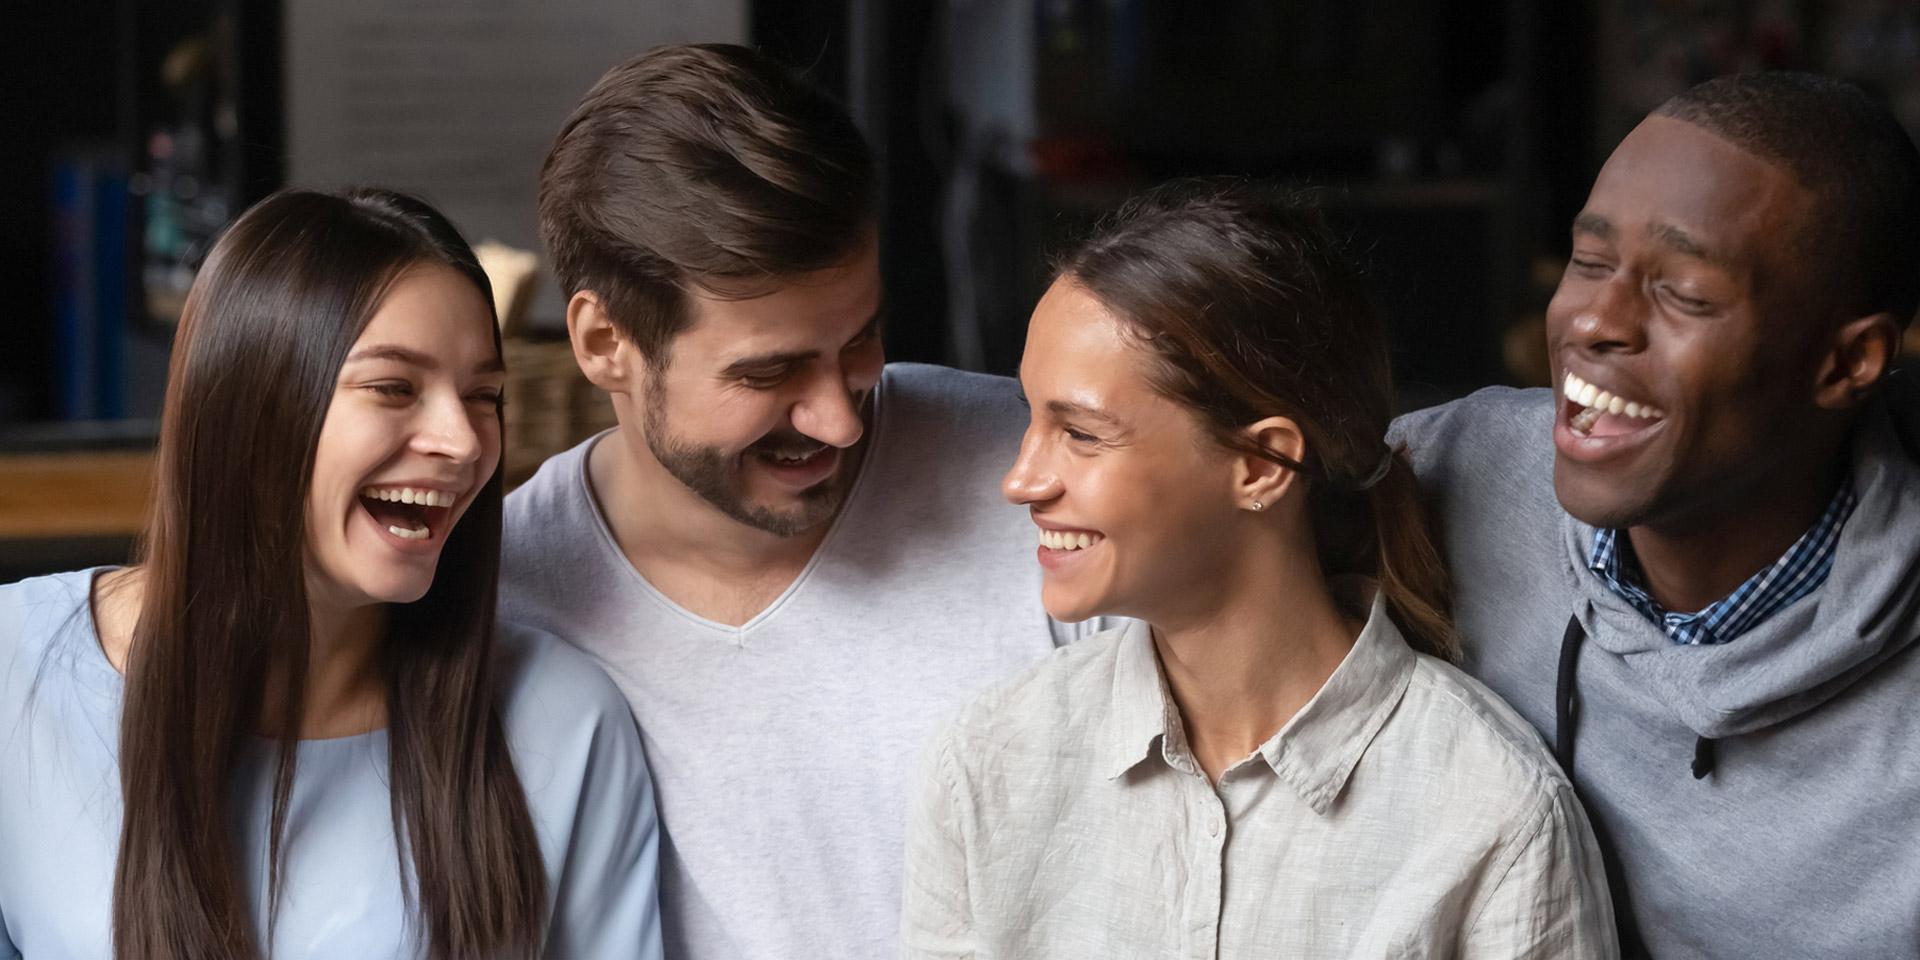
[538,43,875,361]
[1655,72,1920,324]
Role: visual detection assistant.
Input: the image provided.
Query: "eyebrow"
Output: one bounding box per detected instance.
[1046,398,1124,427]
[344,344,505,375]
[1574,212,1722,266]
[1571,213,1616,241]
[717,307,885,378]
[1648,222,1712,262]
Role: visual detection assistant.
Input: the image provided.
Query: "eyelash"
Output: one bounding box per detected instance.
[1063,426,1098,444]
[368,382,506,408]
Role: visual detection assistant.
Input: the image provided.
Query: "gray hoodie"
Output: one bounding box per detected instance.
[1392,381,1920,959]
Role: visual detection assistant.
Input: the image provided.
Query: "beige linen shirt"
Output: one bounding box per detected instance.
[902,598,1618,959]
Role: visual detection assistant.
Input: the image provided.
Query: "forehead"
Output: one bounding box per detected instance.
[1583,115,1816,270]
[1022,281,1154,401]
[674,244,883,359]
[353,265,498,362]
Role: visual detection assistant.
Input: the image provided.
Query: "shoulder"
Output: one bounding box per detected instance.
[492,620,638,752]
[1386,654,1575,823]
[877,363,1025,446]
[0,569,99,667]
[936,626,1124,772]
[1389,386,1554,474]
[503,434,596,541]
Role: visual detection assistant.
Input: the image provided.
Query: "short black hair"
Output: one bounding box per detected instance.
[538,44,875,362]
[1655,72,1920,325]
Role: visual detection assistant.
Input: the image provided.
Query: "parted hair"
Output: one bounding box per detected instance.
[538,43,875,363]
[1656,71,1920,326]
[1057,179,1459,661]
[115,188,546,960]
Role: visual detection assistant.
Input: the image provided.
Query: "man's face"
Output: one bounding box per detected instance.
[1548,115,1830,532]
[638,243,885,537]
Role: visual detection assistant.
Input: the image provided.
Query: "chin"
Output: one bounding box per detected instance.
[1551,465,1659,531]
[356,566,439,606]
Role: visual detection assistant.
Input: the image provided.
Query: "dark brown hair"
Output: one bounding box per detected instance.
[1058,179,1458,660]
[114,188,547,960]
[538,43,875,363]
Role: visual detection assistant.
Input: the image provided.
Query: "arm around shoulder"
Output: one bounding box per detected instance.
[901,727,979,960]
[1458,782,1618,960]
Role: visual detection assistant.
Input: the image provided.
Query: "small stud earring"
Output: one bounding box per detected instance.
[1251,501,1264,511]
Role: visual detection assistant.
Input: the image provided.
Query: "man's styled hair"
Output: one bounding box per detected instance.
[538,43,875,362]
[1655,72,1920,325]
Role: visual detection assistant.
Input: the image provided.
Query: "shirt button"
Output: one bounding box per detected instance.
[1207,819,1220,837]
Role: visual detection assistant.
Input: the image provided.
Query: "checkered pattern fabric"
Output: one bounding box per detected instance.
[1588,478,1858,646]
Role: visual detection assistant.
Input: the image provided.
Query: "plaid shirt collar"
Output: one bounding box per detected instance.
[1588,477,1858,646]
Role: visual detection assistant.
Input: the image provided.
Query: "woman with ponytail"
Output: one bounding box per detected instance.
[902,181,1615,959]
[0,188,661,959]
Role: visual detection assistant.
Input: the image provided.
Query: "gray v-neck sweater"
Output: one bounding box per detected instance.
[1392,380,1920,959]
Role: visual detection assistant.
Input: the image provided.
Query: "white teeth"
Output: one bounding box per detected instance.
[1562,372,1665,424]
[1038,529,1101,552]
[360,487,455,507]
[388,524,429,540]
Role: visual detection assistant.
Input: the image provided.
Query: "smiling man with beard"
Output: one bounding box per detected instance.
[1393,73,1920,958]
[498,45,1089,960]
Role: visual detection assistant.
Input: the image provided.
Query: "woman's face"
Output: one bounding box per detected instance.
[1003,279,1244,624]
[305,264,504,611]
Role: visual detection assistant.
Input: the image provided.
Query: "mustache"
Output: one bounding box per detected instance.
[746,429,831,460]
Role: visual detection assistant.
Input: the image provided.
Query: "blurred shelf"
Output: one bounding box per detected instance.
[0,450,153,539]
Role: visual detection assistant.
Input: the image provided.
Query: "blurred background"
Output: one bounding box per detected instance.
[5,0,1920,578]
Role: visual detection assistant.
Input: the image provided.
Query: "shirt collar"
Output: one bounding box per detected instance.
[1102,591,1419,815]
[1587,474,1857,645]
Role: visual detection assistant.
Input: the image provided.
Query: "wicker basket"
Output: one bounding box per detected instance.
[501,335,618,489]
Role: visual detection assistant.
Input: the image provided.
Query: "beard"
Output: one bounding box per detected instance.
[641,379,863,538]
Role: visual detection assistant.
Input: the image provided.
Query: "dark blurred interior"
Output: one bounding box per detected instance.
[5,0,1920,578]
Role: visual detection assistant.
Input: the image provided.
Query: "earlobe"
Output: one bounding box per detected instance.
[1236,416,1307,510]
[567,291,637,393]
[1815,312,1901,410]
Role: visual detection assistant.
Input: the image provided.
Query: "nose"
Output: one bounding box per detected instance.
[790,362,870,449]
[412,393,485,465]
[1562,274,1648,357]
[1002,425,1062,506]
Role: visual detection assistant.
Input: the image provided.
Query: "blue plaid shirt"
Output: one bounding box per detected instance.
[1588,478,1858,645]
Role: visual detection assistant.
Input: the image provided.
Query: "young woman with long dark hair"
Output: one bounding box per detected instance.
[0,188,661,959]
[901,182,1617,958]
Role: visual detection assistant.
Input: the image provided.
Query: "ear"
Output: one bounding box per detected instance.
[1234,416,1307,512]
[567,290,641,394]
[1813,312,1901,411]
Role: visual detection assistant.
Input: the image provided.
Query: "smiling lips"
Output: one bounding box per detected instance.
[1563,371,1666,437]
[359,485,457,540]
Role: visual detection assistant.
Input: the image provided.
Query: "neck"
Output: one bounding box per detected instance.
[280,583,388,739]
[1149,521,1360,784]
[1629,439,1846,615]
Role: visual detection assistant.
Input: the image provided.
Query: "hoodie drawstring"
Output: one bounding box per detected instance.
[1555,613,1718,780]
[1554,613,1654,959]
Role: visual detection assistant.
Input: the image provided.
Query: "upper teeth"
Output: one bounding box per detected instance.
[1039,529,1099,551]
[361,486,455,508]
[1563,372,1663,420]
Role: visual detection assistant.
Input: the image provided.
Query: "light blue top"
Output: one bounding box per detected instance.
[0,568,664,959]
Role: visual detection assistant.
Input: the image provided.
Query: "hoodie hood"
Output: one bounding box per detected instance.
[1562,381,1920,740]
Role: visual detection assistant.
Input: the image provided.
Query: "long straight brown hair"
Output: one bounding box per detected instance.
[113,188,547,959]
[1058,179,1459,660]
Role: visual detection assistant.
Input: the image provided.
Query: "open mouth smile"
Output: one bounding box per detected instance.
[1562,371,1666,438]
[358,484,458,543]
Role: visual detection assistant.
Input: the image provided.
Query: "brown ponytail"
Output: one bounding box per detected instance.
[1058,179,1458,660]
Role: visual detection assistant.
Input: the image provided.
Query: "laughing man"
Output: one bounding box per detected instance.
[499,45,1089,960]
[1394,73,1920,957]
